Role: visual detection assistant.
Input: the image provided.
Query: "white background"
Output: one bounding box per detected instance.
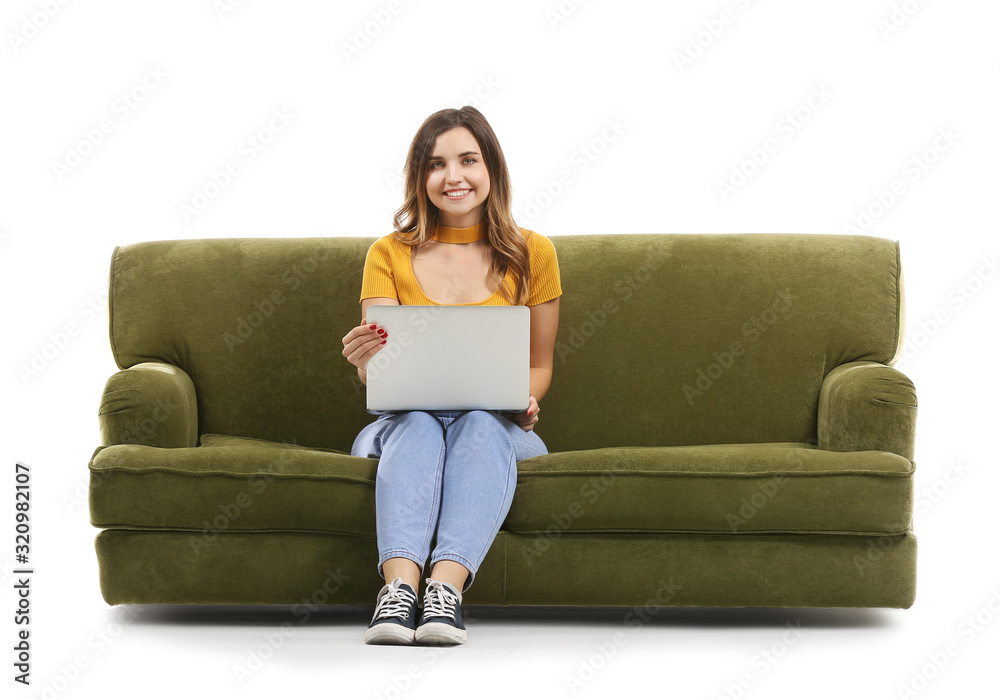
[2,1,998,698]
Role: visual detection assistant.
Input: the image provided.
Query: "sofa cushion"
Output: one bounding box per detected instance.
[89,434,378,540]
[89,433,913,537]
[505,442,913,536]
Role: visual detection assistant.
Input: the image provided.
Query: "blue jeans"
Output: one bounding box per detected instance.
[351,409,549,594]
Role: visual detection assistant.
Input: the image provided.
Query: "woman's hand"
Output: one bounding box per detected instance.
[504,393,540,432]
[341,316,387,373]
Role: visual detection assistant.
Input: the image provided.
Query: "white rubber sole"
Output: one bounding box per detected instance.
[364,622,415,645]
[415,621,467,645]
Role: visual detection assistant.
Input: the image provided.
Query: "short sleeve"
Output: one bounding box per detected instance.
[359,237,399,303]
[525,231,562,306]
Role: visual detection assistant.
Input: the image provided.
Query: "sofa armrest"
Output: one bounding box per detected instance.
[98,361,198,447]
[817,361,917,461]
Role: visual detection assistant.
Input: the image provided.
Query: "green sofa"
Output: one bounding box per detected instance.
[89,233,917,608]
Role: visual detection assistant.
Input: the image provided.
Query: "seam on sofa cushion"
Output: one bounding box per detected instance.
[89,463,912,481]
[90,524,377,537]
[503,527,912,536]
[520,465,915,478]
[88,463,375,484]
[91,524,911,537]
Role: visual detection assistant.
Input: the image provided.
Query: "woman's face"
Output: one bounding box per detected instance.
[425,126,491,228]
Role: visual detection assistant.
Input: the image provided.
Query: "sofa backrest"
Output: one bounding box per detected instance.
[107,233,904,453]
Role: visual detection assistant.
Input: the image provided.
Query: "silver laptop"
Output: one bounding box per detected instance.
[364,305,530,413]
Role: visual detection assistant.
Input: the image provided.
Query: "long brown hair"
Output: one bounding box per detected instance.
[391,106,532,305]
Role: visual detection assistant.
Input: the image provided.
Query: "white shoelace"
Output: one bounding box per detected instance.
[374,578,416,620]
[421,579,460,619]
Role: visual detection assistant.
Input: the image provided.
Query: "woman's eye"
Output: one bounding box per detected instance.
[430,159,476,168]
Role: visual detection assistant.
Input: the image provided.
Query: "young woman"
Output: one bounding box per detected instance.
[340,106,561,646]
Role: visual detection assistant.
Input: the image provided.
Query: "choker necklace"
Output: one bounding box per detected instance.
[431,220,487,244]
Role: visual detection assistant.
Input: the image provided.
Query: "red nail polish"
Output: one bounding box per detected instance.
[369,324,376,330]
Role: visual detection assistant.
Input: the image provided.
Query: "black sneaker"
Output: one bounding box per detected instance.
[415,578,467,645]
[364,576,418,645]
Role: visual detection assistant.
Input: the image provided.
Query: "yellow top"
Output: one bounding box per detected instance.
[359,221,562,306]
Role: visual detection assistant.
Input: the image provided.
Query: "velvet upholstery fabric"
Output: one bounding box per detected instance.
[91,233,917,608]
[89,436,913,535]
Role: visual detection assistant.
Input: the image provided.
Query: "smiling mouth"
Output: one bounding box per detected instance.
[444,189,471,198]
